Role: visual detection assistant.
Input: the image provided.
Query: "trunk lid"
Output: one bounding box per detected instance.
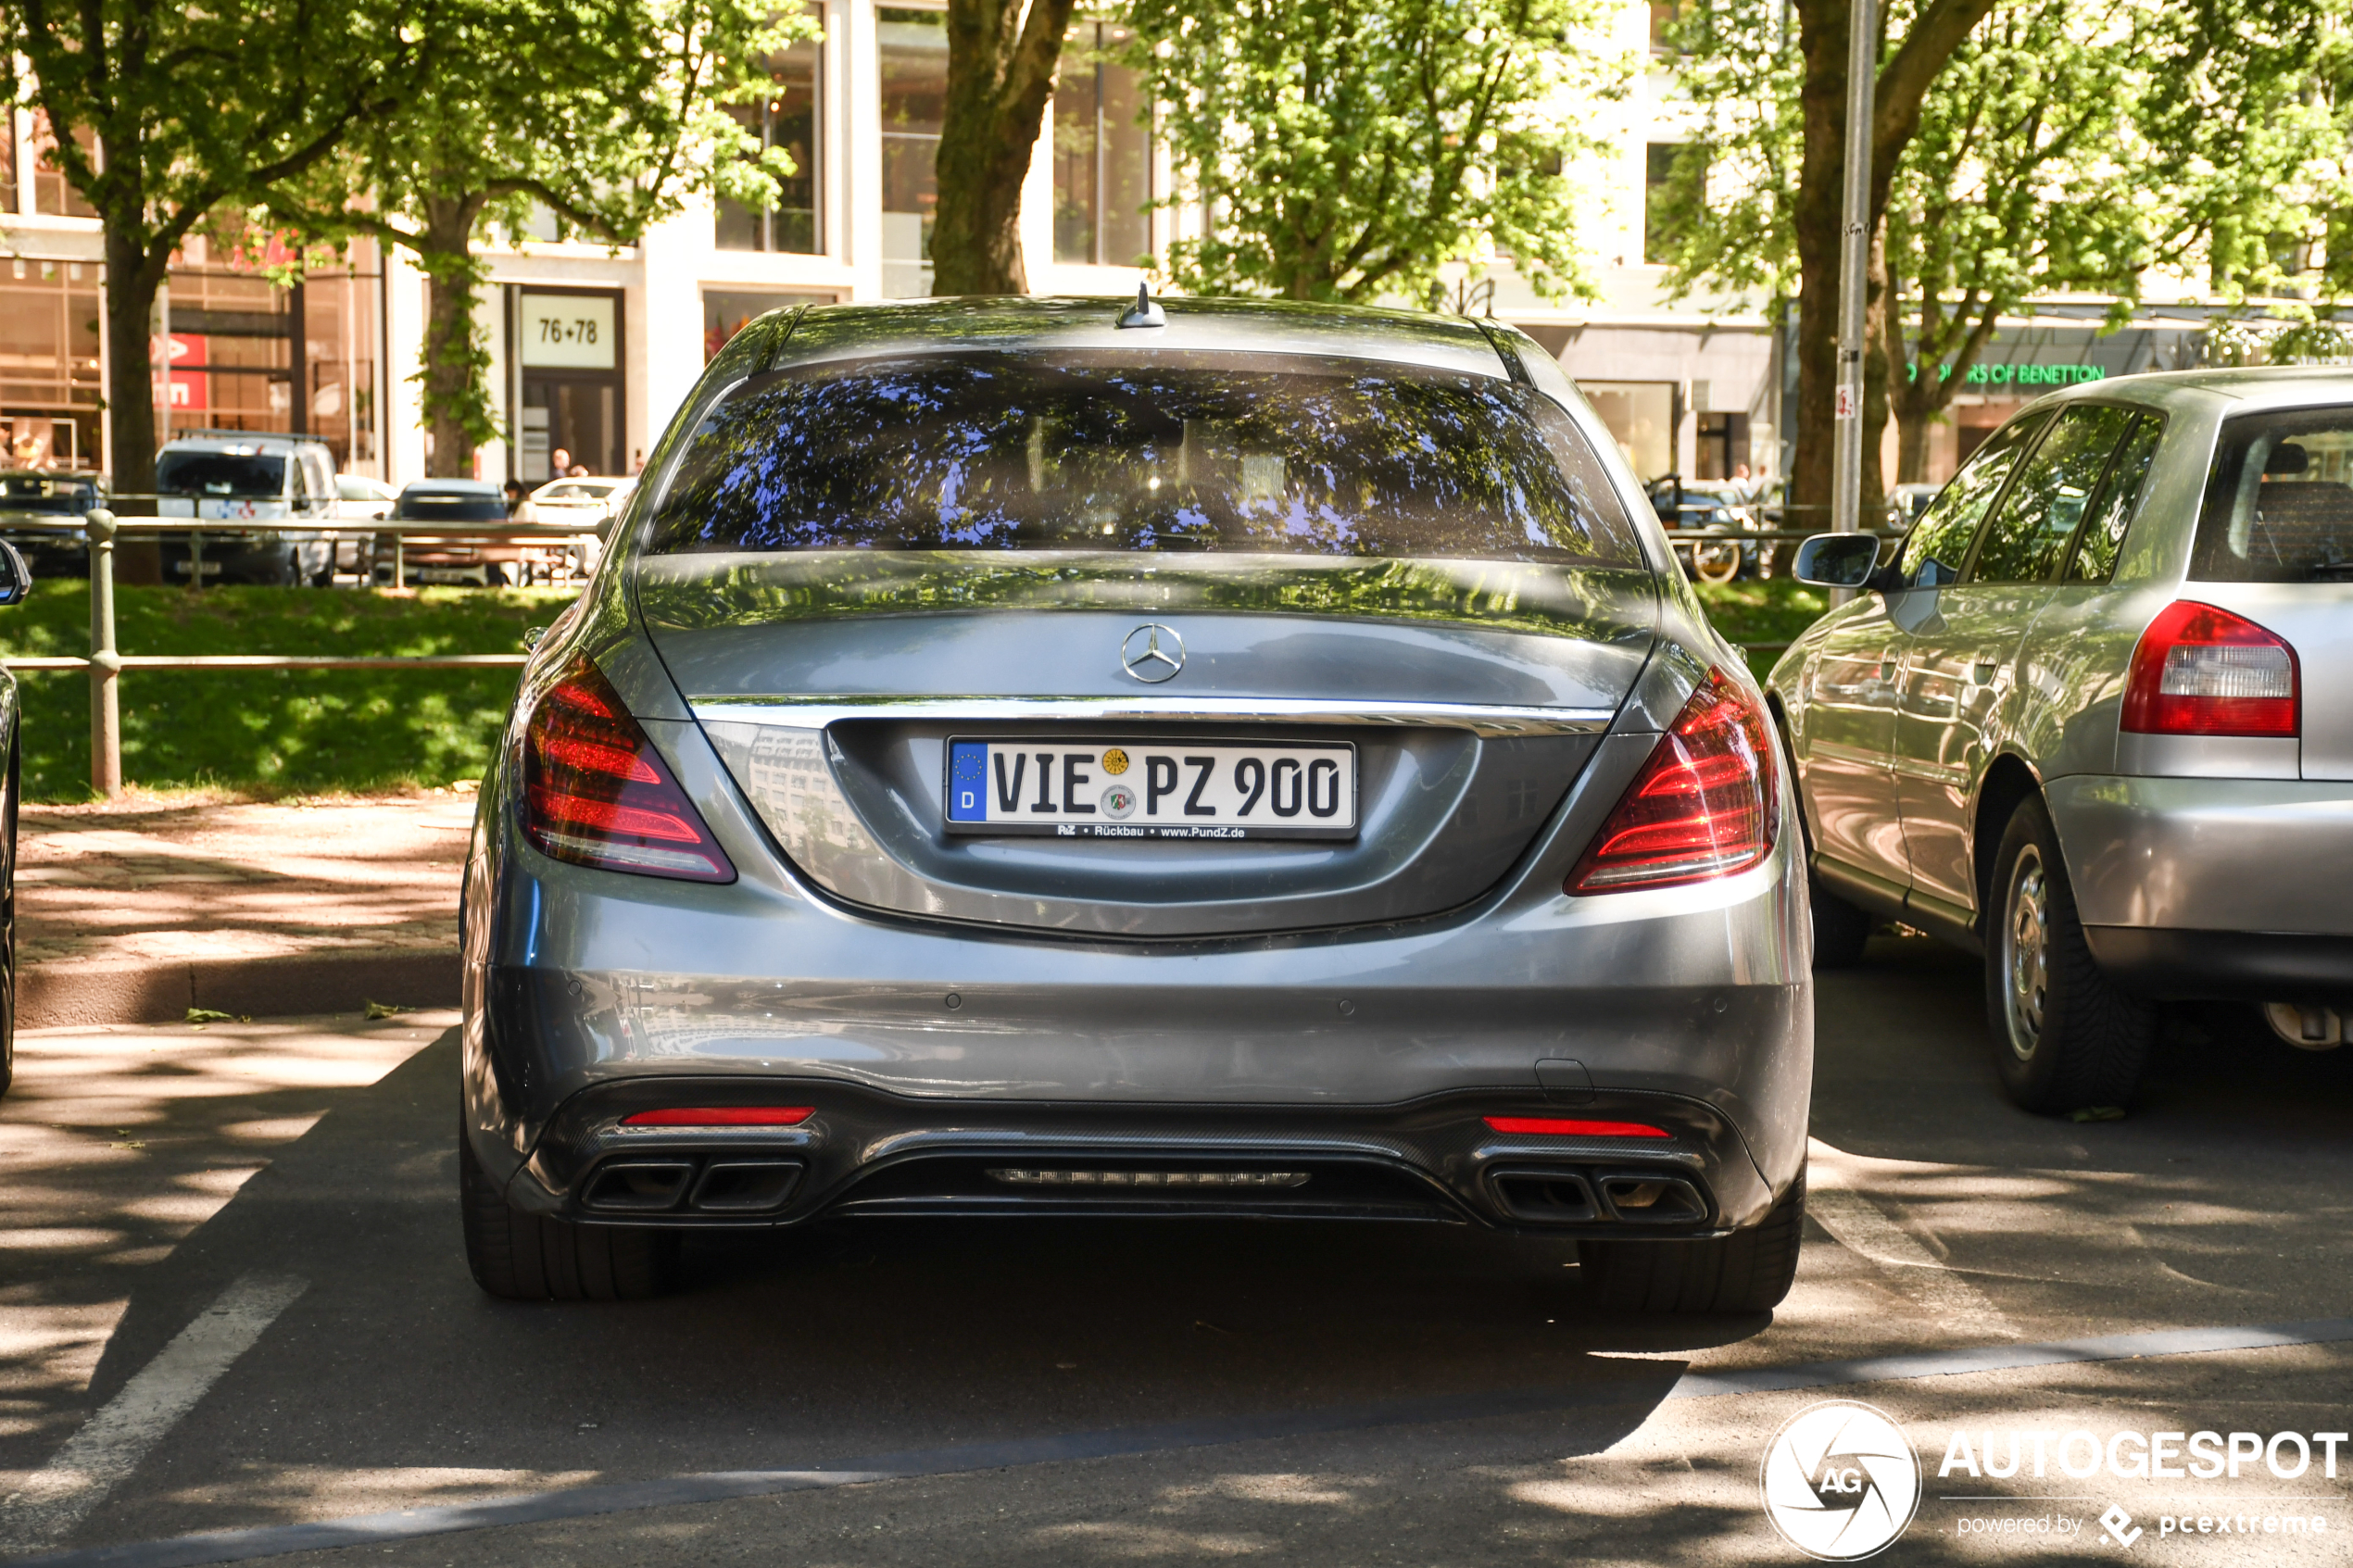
[643,552,1656,937]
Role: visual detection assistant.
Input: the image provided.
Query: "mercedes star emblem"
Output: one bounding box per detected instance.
[1121,623,1185,684]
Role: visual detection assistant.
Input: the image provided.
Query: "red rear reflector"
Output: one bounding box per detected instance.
[1567,667,1776,893]
[522,657,736,882]
[621,1107,813,1126]
[1484,1116,1671,1138]
[2121,600,2299,737]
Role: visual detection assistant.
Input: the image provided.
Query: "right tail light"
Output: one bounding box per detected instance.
[1567,668,1776,894]
[2120,601,2298,737]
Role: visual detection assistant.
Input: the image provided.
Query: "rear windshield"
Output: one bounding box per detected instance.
[157,451,285,498]
[2194,410,2353,581]
[0,474,96,512]
[648,350,1643,566]
[396,492,508,521]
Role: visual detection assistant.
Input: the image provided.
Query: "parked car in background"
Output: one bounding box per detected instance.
[1648,479,1752,583]
[335,474,398,521]
[155,432,340,584]
[1887,482,1941,532]
[1773,367,2353,1114]
[522,475,633,535]
[459,295,1812,1311]
[385,480,521,586]
[0,470,104,579]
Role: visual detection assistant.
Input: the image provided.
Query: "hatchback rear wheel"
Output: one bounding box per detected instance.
[1985,797,2151,1113]
[1580,1173,1804,1313]
[459,1126,675,1300]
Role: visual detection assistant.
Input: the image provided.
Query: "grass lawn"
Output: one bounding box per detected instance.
[1693,577,1830,680]
[0,574,1833,802]
[0,582,576,801]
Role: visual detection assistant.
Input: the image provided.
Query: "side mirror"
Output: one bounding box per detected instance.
[1792,533,1882,590]
[0,540,32,607]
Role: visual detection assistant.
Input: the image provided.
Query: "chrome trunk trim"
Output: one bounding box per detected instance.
[690,695,1615,737]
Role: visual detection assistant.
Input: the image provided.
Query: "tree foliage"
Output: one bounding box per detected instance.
[2,0,417,494]
[268,0,808,475]
[1121,0,1629,305]
[1656,0,2347,494]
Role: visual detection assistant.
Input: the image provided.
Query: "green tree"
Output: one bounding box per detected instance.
[270,0,806,477]
[929,0,1081,295]
[1658,0,2342,510]
[3,0,415,495]
[1121,0,1629,305]
[1883,0,2347,480]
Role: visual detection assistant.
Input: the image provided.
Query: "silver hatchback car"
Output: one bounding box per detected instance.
[1776,368,2353,1112]
[459,296,1811,1310]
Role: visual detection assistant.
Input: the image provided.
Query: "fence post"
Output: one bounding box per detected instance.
[85,508,122,798]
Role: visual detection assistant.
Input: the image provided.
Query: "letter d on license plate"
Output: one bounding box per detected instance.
[944,738,1356,840]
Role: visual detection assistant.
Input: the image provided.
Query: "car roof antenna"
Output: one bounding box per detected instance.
[1117,282,1165,329]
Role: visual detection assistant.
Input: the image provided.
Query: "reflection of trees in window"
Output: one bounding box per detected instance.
[716,16,823,255]
[652,351,1643,567]
[1053,22,1151,267]
[879,8,949,293]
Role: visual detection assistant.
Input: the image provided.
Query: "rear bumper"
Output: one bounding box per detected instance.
[495,1074,1776,1239]
[2082,927,2353,1000]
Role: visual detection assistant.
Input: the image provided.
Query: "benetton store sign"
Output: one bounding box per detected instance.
[1911,361,2109,386]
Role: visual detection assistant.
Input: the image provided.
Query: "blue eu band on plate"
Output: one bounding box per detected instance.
[945,738,1359,840]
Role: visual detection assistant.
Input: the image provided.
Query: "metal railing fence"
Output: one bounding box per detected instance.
[0,508,1877,797]
[0,506,598,797]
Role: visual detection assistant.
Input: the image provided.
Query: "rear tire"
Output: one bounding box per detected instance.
[1810,881,1874,970]
[1582,1173,1805,1313]
[459,1126,675,1300]
[1984,797,2152,1113]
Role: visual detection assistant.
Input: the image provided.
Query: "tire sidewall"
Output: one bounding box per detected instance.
[1986,802,2064,1106]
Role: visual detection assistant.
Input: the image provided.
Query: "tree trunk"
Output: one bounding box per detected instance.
[931,0,1078,295]
[416,196,489,479]
[1859,217,1892,521]
[1788,0,1999,524]
[102,226,166,500]
[1790,0,1853,531]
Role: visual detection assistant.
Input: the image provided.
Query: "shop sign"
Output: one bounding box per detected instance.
[520,294,617,370]
[1909,360,2108,387]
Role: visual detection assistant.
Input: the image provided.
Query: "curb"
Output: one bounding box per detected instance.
[20,949,461,1029]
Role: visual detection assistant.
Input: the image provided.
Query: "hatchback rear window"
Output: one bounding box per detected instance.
[157,451,284,498]
[2194,411,2353,581]
[648,350,1643,566]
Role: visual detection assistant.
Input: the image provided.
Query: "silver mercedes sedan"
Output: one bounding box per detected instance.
[458,296,1811,1310]
[1776,367,2353,1114]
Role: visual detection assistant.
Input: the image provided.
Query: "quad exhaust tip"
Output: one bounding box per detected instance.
[581,1158,803,1214]
[1489,1166,1710,1226]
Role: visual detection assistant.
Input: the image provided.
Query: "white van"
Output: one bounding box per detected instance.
[154,432,342,583]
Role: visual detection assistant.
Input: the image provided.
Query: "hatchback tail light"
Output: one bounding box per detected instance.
[1567,668,1776,894]
[2121,601,2299,737]
[521,658,735,882]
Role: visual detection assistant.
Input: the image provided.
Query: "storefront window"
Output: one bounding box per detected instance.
[0,257,103,469]
[1584,381,1676,482]
[716,15,824,255]
[704,290,835,360]
[1052,22,1151,268]
[879,7,947,296]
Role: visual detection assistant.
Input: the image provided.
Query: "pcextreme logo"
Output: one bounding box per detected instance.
[1759,1400,1923,1561]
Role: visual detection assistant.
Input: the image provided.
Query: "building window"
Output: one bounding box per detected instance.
[0,257,103,467]
[1643,143,1685,266]
[879,7,947,297]
[704,290,834,360]
[29,111,97,219]
[1647,1,1680,53]
[716,15,824,255]
[1053,22,1151,268]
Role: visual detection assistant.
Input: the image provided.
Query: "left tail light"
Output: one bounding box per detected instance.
[1567,668,1776,894]
[521,657,736,883]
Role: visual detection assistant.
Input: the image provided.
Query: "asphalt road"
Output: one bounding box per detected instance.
[4,936,2352,1566]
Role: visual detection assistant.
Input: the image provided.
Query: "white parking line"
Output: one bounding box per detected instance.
[0,1274,308,1554]
[1807,1139,2016,1337]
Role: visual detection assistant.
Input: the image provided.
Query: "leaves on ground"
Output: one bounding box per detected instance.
[363,999,409,1020]
[185,1007,234,1024]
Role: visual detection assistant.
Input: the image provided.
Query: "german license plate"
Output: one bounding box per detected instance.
[945,738,1357,840]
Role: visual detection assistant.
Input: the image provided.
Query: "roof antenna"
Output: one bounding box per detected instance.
[1117,282,1165,329]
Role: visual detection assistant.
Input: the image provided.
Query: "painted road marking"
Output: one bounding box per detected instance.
[15,1313,2353,1568]
[0,1275,307,1556]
